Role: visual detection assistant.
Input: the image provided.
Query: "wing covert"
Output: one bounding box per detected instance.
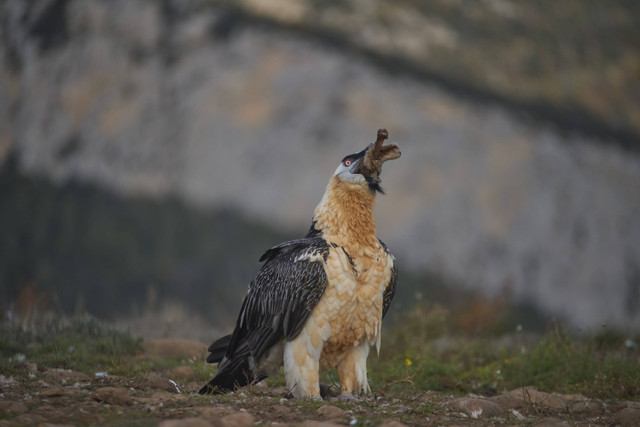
[382,257,398,318]
[379,238,398,318]
[230,238,330,364]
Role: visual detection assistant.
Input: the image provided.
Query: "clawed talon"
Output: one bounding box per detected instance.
[336,393,363,402]
[320,383,340,399]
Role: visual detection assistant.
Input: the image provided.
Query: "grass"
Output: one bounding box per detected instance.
[369,304,640,400]
[501,325,640,399]
[0,316,142,377]
[1,310,638,402]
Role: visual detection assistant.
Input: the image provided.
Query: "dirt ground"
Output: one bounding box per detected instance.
[1,338,639,426]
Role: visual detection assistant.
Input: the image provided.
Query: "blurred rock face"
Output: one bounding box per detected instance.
[2,0,639,330]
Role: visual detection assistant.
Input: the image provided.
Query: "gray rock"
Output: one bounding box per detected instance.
[40,388,65,398]
[219,412,255,427]
[445,397,505,419]
[159,418,213,427]
[10,413,48,424]
[489,393,525,409]
[614,407,640,427]
[272,405,290,414]
[147,373,174,392]
[44,369,91,385]
[379,421,409,427]
[509,387,566,409]
[300,421,342,427]
[316,405,345,419]
[532,417,566,427]
[93,387,133,406]
[568,399,603,413]
[0,401,28,414]
[197,407,231,419]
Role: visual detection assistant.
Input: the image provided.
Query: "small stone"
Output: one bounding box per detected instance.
[379,421,409,427]
[445,397,505,419]
[509,387,566,409]
[300,421,341,427]
[272,404,290,414]
[197,406,230,419]
[148,373,174,392]
[158,418,212,427]
[32,404,56,414]
[615,407,640,427]
[568,399,603,413]
[533,417,566,427]
[561,393,588,402]
[0,401,28,414]
[316,405,345,419]
[170,366,195,378]
[624,400,640,410]
[10,414,48,424]
[40,388,64,397]
[93,387,133,406]
[40,423,75,427]
[44,369,90,385]
[489,393,525,410]
[220,412,255,427]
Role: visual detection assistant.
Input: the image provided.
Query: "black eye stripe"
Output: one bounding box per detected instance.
[340,148,367,164]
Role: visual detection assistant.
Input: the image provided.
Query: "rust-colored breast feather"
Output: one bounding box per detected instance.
[307,178,395,370]
[315,244,394,370]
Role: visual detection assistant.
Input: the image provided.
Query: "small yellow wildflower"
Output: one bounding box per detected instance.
[405,357,412,367]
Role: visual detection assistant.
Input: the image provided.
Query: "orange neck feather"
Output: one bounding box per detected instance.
[313,176,378,250]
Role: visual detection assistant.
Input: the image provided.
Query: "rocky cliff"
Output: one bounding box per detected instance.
[2,0,639,330]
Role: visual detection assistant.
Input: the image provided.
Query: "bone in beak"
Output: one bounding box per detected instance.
[361,128,401,178]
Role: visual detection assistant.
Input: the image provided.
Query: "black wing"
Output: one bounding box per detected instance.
[379,238,398,318]
[200,237,329,394]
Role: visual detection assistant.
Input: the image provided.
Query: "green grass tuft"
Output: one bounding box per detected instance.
[0,316,142,376]
[370,305,640,400]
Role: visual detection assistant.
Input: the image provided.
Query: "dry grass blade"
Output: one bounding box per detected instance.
[378,374,415,396]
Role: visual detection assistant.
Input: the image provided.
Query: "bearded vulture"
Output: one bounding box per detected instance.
[199,129,401,399]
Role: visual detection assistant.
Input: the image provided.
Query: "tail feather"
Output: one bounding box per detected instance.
[199,339,265,395]
[206,334,232,364]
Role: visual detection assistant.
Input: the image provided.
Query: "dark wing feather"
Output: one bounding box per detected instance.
[382,258,398,318]
[379,238,398,318]
[200,237,329,394]
[239,237,329,358]
[206,334,232,364]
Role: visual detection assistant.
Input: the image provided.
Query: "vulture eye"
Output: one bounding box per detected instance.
[344,159,352,166]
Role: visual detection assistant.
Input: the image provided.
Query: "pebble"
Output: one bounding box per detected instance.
[220,412,255,427]
[316,405,345,419]
[159,418,212,427]
[615,407,640,427]
[508,387,566,409]
[93,387,133,406]
[445,397,505,419]
[40,388,64,398]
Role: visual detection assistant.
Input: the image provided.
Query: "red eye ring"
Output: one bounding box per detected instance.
[344,159,352,166]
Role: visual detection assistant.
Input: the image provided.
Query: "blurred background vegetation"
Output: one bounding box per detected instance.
[1,0,639,346]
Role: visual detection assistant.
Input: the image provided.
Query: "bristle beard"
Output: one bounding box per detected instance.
[365,176,385,194]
